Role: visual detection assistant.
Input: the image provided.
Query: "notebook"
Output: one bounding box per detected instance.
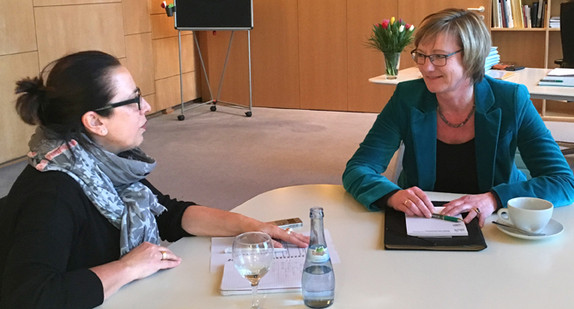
[220,252,305,295]
[218,231,340,295]
[384,201,487,251]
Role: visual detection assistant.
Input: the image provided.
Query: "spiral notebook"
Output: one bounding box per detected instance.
[214,231,339,295]
[220,245,306,295]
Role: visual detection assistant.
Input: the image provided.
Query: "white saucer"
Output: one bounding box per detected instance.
[494,219,564,240]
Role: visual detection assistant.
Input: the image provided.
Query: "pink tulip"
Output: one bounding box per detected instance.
[381,20,389,29]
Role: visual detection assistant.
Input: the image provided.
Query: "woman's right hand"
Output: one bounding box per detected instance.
[91,242,182,300]
[119,242,181,281]
[387,186,435,218]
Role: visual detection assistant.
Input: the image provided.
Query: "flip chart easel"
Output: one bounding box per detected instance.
[164,0,254,120]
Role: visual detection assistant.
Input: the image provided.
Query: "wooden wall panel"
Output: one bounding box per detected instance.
[150,0,200,112]
[493,31,546,68]
[154,72,197,111]
[153,37,181,80]
[399,0,490,26]
[122,0,152,35]
[35,3,126,68]
[198,31,251,107]
[149,0,166,14]
[143,93,156,112]
[0,0,37,54]
[150,13,178,39]
[298,0,347,111]
[181,72,199,105]
[125,33,155,96]
[347,0,398,113]
[180,34,197,73]
[152,35,195,80]
[251,0,300,109]
[33,0,116,5]
[0,53,40,162]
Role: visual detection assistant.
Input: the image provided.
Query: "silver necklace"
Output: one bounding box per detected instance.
[437,104,475,128]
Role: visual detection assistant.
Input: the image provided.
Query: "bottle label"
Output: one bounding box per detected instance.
[308,245,330,263]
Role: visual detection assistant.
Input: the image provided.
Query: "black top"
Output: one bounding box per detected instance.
[434,138,480,194]
[0,165,195,308]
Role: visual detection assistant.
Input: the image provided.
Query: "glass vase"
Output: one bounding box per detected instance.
[383,52,401,79]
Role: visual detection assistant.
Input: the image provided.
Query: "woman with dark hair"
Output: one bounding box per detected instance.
[0,50,308,308]
[343,8,574,225]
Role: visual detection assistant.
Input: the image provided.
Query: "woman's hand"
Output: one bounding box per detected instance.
[387,186,435,218]
[118,242,181,280]
[257,223,310,248]
[181,205,309,248]
[440,192,498,227]
[91,242,181,300]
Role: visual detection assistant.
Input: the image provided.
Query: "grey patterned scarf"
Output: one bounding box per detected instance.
[28,127,166,256]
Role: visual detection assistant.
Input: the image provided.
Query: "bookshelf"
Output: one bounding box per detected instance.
[491,0,573,121]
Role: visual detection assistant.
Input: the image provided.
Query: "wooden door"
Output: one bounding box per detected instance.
[251,0,300,109]
[298,0,348,111]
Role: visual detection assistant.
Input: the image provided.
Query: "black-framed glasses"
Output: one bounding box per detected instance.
[94,87,141,112]
[410,49,463,67]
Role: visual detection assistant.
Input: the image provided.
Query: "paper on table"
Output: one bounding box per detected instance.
[220,257,305,295]
[210,230,339,272]
[405,207,468,237]
[547,68,574,77]
[538,76,574,87]
[486,70,514,80]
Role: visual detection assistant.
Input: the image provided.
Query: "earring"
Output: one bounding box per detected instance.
[101,128,108,135]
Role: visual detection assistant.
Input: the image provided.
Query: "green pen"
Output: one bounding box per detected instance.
[431,213,462,222]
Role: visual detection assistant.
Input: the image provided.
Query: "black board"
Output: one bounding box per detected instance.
[174,0,253,30]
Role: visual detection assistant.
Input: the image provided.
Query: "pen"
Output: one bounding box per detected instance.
[540,79,563,83]
[431,213,462,222]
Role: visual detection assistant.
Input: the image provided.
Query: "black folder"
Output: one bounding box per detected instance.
[383,202,487,251]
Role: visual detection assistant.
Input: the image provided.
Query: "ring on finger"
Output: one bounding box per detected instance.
[473,208,480,215]
[403,199,410,206]
[160,250,168,261]
[285,228,293,235]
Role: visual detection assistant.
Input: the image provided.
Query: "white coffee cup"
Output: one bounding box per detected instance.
[497,197,553,233]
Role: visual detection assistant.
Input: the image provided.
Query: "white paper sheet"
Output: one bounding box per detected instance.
[405,207,468,237]
[547,68,574,77]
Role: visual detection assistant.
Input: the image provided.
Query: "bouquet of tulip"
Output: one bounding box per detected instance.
[367,17,415,53]
[367,17,415,78]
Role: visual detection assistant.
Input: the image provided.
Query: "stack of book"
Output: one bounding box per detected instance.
[549,16,560,29]
[492,0,547,29]
[485,47,500,71]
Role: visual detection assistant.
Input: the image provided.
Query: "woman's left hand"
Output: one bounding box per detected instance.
[440,192,498,227]
[259,223,310,248]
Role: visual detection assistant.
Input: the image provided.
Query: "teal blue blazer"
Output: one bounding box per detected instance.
[343,76,574,211]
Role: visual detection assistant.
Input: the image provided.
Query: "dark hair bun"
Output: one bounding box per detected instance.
[15,77,45,96]
[15,76,46,125]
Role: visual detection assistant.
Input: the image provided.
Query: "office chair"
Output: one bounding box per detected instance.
[555,1,574,68]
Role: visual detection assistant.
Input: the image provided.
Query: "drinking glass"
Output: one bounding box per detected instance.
[232,232,274,309]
